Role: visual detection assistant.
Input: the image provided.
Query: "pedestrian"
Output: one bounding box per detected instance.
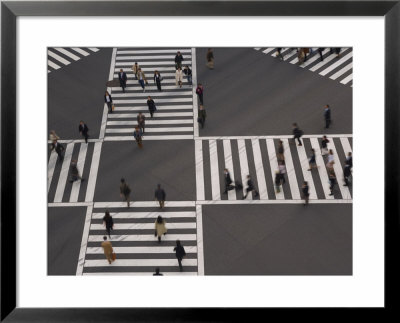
[276,48,283,60]
[49,130,60,143]
[302,181,310,205]
[242,175,259,199]
[101,236,114,265]
[321,135,330,155]
[175,67,183,88]
[277,140,284,162]
[51,140,64,160]
[292,123,303,146]
[147,96,156,118]
[175,51,184,70]
[133,126,143,149]
[153,267,163,276]
[328,169,336,196]
[183,66,192,85]
[335,47,341,58]
[69,159,84,183]
[308,148,317,170]
[297,48,305,64]
[303,48,310,61]
[103,210,114,239]
[196,84,204,105]
[197,104,206,129]
[278,161,286,185]
[345,152,353,169]
[173,240,186,272]
[154,184,166,209]
[327,149,335,165]
[104,90,113,114]
[132,62,140,80]
[118,68,127,92]
[343,164,352,186]
[154,70,162,91]
[274,170,282,193]
[318,48,325,61]
[137,112,145,133]
[206,48,214,69]
[223,168,234,194]
[79,120,89,144]
[120,178,131,207]
[324,104,331,128]
[154,215,167,243]
[137,68,148,92]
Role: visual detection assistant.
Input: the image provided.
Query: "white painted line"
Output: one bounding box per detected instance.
[282,48,301,61]
[237,139,250,199]
[262,48,275,54]
[340,137,353,154]
[319,51,353,76]
[69,143,88,202]
[88,48,99,52]
[90,222,196,230]
[282,139,301,200]
[327,137,352,199]
[71,47,90,56]
[296,142,317,200]
[196,204,204,276]
[48,50,70,65]
[209,140,221,200]
[251,139,268,200]
[297,48,329,66]
[114,105,192,112]
[117,49,191,54]
[86,246,198,254]
[54,48,80,61]
[91,211,196,219]
[113,98,192,104]
[114,70,184,76]
[310,138,333,199]
[266,139,284,199]
[48,60,60,70]
[53,143,74,202]
[76,204,93,275]
[254,48,261,50]
[94,201,195,208]
[340,73,353,84]
[88,233,197,242]
[111,91,192,98]
[106,127,193,133]
[104,135,193,141]
[48,139,101,144]
[197,134,353,140]
[113,84,188,91]
[84,259,197,267]
[223,139,236,200]
[48,202,93,207]
[47,150,58,193]
[85,142,102,202]
[115,61,191,66]
[330,62,353,80]
[197,199,352,205]
[309,48,350,72]
[192,47,199,138]
[195,140,205,201]
[107,112,193,118]
[107,119,193,126]
[83,272,197,276]
[116,55,192,60]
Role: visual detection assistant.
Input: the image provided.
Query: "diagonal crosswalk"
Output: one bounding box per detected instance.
[47,47,100,73]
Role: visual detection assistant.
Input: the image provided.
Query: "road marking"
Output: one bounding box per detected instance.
[196,204,204,275]
[91,211,196,219]
[319,51,353,76]
[262,48,275,54]
[86,246,198,254]
[192,47,199,137]
[70,143,88,202]
[76,204,93,275]
[47,150,58,193]
[340,73,353,84]
[47,139,102,144]
[88,48,99,52]
[113,98,192,104]
[88,233,197,242]
[104,135,193,141]
[114,69,186,75]
[282,139,301,199]
[237,139,250,198]
[107,112,193,118]
[116,55,192,60]
[340,137,353,154]
[94,201,195,208]
[48,60,60,70]
[83,272,197,276]
[117,49,192,54]
[330,62,353,80]
[296,142,317,200]
[251,139,268,200]
[310,138,333,199]
[266,139,284,199]
[195,140,205,200]
[111,91,192,98]
[85,142,102,202]
[53,143,74,202]
[209,140,221,200]
[54,48,80,61]
[197,199,352,205]
[106,127,193,133]
[223,139,236,200]
[113,84,190,91]
[197,134,352,140]
[107,119,193,126]
[48,202,93,207]
[90,222,196,230]
[71,47,90,56]
[113,105,192,111]
[115,61,192,66]
[297,48,329,66]
[84,259,198,267]
[288,48,318,64]
[48,50,70,65]
[309,48,350,72]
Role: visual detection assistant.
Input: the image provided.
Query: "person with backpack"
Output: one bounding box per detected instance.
[173,240,186,272]
[120,178,131,207]
[292,123,303,146]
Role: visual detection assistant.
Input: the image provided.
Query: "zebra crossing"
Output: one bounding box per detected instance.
[106,48,195,141]
[81,201,199,275]
[255,48,353,86]
[48,47,100,73]
[196,135,353,201]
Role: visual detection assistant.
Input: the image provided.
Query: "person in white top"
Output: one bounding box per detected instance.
[175,67,183,88]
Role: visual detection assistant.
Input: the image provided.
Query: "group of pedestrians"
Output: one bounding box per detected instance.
[276,47,342,63]
[119,179,166,209]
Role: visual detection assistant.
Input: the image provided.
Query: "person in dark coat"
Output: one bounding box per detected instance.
[206,48,214,69]
[308,148,317,170]
[103,210,114,239]
[343,164,352,186]
[147,96,156,118]
[223,168,234,194]
[321,135,330,155]
[120,178,131,207]
[242,175,259,199]
[345,152,353,169]
[173,240,186,272]
[324,105,331,128]
[69,159,84,183]
[318,48,325,61]
[277,140,284,162]
[292,123,303,146]
[196,84,204,105]
[51,140,65,160]
[328,169,336,196]
[276,48,283,60]
[183,66,192,85]
[137,112,145,133]
[118,68,127,92]
[154,70,162,91]
[155,184,166,209]
[302,181,310,206]
[274,170,282,193]
[79,121,89,144]
[104,91,113,113]
[198,105,206,129]
[133,127,143,149]
[175,51,184,70]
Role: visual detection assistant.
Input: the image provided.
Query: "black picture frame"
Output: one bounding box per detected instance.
[1,1,399,321]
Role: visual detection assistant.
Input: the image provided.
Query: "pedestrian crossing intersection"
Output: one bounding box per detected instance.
[81,202,199,275]
[196,135,353,201]
[106,48,194,141]
[48,47,100,73]
[254,48,353,86]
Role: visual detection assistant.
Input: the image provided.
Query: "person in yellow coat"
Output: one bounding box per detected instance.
[101,236,114,264]
[154,215,167,243]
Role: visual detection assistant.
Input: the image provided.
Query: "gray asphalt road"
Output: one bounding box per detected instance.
[196,48,352,136]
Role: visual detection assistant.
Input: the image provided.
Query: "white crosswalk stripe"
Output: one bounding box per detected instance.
[48,47,101,73]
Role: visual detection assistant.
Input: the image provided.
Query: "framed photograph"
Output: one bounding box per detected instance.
[1,0,398,321]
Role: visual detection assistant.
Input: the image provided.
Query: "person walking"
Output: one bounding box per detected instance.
[206,48,214,69]
[175,67,183,88]
[155,184,166,209]
[137,112,145,133]
[345,152,353,169]
[317,48,325,61]
[132,62,140,80]
[321,135,330,155]
[223,168,234,194]
[324,104,331,128]
[49,130,60,143]
[103,210,114,239]
[242,175,259,199]
[104,91,113,114]
[69,159,84,183]
[328,169,336,196]
[154,215,167,243]
[276,48,284,60]
[101,236,114,265]
[137,68,148,92]
[303,48,310,61]
[79,121,89,144]
[154,70,162,91]
[278,161,287,185]
[292,123,303,146]
[308,148,317,170]
[173,240,186,272]
[277,140,284,162]
[302,181,310,206]
[133,126,143,149]
[51,140,65,161]
[297,48,305,64]
[274,170,282,193]
[175,51,184,70]
[183,66,192,85]
[327,149,335,165]
[118,68,127,92]
[197,104,206,129]
[196,84,204,105]
[343,163,352,186]
[147,96,156,118]
[153,268,163,276]
[120,178,131,207]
